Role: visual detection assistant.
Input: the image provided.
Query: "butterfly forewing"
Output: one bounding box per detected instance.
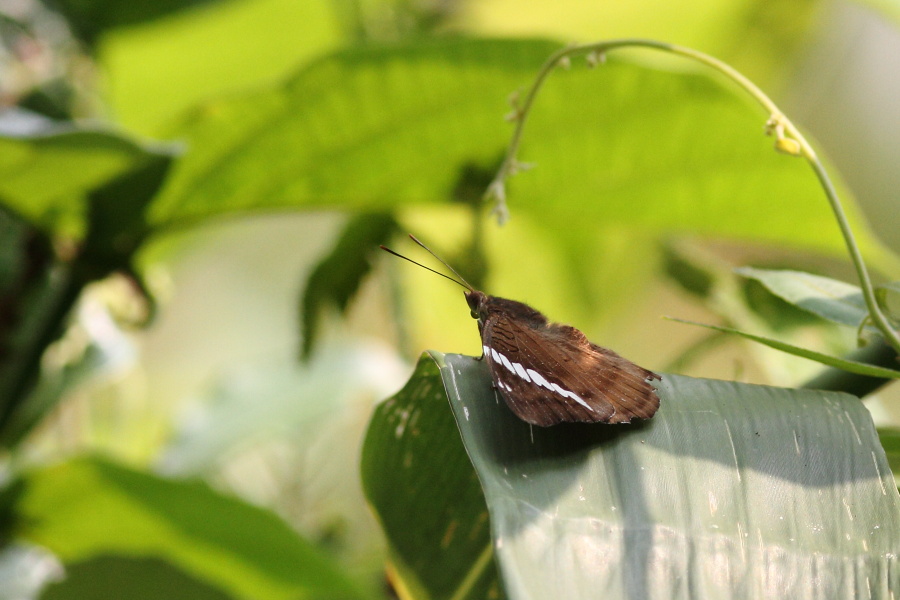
[479,296,660,427]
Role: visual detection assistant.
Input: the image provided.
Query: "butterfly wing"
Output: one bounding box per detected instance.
[481,306,660,427]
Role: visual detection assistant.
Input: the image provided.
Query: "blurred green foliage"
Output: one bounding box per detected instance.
[1,0,899,598]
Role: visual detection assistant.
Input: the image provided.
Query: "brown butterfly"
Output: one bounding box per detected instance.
[381,235,660,427]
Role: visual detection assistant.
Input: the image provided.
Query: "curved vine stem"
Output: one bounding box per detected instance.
[485,38,900,356]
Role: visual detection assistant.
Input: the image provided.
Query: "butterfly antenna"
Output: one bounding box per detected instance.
[379,244,472,291]
[407,234,476,291]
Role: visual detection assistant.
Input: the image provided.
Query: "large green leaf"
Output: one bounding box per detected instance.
[364,352,900,599]
[148,38,864,254]
[9,457,364,600]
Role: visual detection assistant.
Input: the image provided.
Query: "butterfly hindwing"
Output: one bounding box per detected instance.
[479,296,660,427]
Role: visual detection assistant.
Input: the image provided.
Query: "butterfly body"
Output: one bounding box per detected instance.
[466,290,660,427]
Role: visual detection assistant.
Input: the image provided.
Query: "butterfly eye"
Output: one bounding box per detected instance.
[470,310,478,319]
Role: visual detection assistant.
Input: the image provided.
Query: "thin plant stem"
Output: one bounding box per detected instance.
[486,38,900,356]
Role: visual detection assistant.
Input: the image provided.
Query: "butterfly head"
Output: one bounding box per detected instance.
[465,290,488,321]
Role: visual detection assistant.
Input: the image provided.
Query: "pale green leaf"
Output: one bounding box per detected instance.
[364,352,900,599]
[438,352,900,598]
[735,267,871,328]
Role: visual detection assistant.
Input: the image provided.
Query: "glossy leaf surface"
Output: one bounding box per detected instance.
[365,351,900,599]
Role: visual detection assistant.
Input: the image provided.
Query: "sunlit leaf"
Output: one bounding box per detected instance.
[148,38,868,255]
